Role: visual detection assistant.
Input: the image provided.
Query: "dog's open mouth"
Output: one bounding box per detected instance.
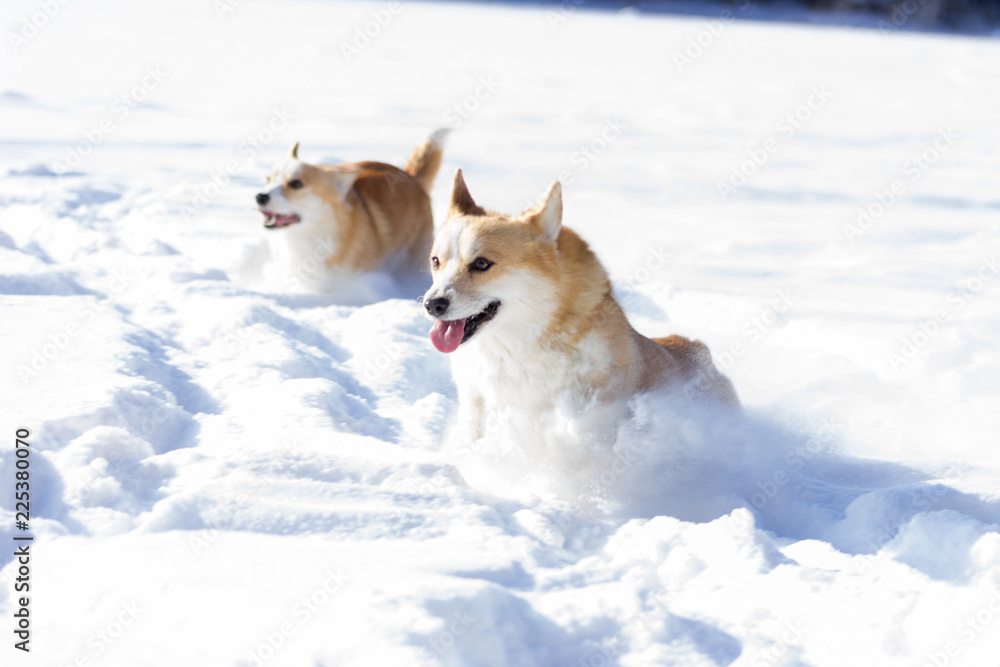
[429,300,500,354]
[260,210,301,229]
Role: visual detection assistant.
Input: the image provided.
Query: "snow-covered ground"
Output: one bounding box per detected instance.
[2,1,1000,665]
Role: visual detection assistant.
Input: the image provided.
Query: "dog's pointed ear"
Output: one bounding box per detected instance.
[448,168,485,217]
[289,142,300,160]
[526,182,562,243]
[331,167,361,201]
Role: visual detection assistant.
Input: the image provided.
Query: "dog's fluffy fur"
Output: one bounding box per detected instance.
[256,130,447,277]
[423,169,738,447]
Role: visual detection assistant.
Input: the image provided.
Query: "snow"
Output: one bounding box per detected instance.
[2,0,1000,665]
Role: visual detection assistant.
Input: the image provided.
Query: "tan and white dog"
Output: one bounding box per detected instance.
[255,130,447,280]
[422,169,738,452]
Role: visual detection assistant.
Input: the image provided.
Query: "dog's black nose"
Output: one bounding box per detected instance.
[255,193,269,206]
[424,297,450,317]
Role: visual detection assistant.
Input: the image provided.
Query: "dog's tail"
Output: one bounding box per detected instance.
[404,128,450,194]
[653,335,741,408]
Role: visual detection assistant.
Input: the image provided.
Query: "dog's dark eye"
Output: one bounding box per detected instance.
[431,256,440,270]
[471,257,493,272]
[288,179,304,189]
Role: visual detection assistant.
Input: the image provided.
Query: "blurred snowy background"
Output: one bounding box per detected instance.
[1,1,999,665]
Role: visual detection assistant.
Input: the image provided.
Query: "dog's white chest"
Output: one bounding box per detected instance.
[450,330,628,446]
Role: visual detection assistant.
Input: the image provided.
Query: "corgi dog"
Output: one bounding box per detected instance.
[422,169,738,452]
[255,129,447,280]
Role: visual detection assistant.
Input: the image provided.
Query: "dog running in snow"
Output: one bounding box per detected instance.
[255,129,448,278]
[422,169,739,444]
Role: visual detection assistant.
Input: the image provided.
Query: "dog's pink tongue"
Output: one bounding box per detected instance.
[429,318,466,353]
